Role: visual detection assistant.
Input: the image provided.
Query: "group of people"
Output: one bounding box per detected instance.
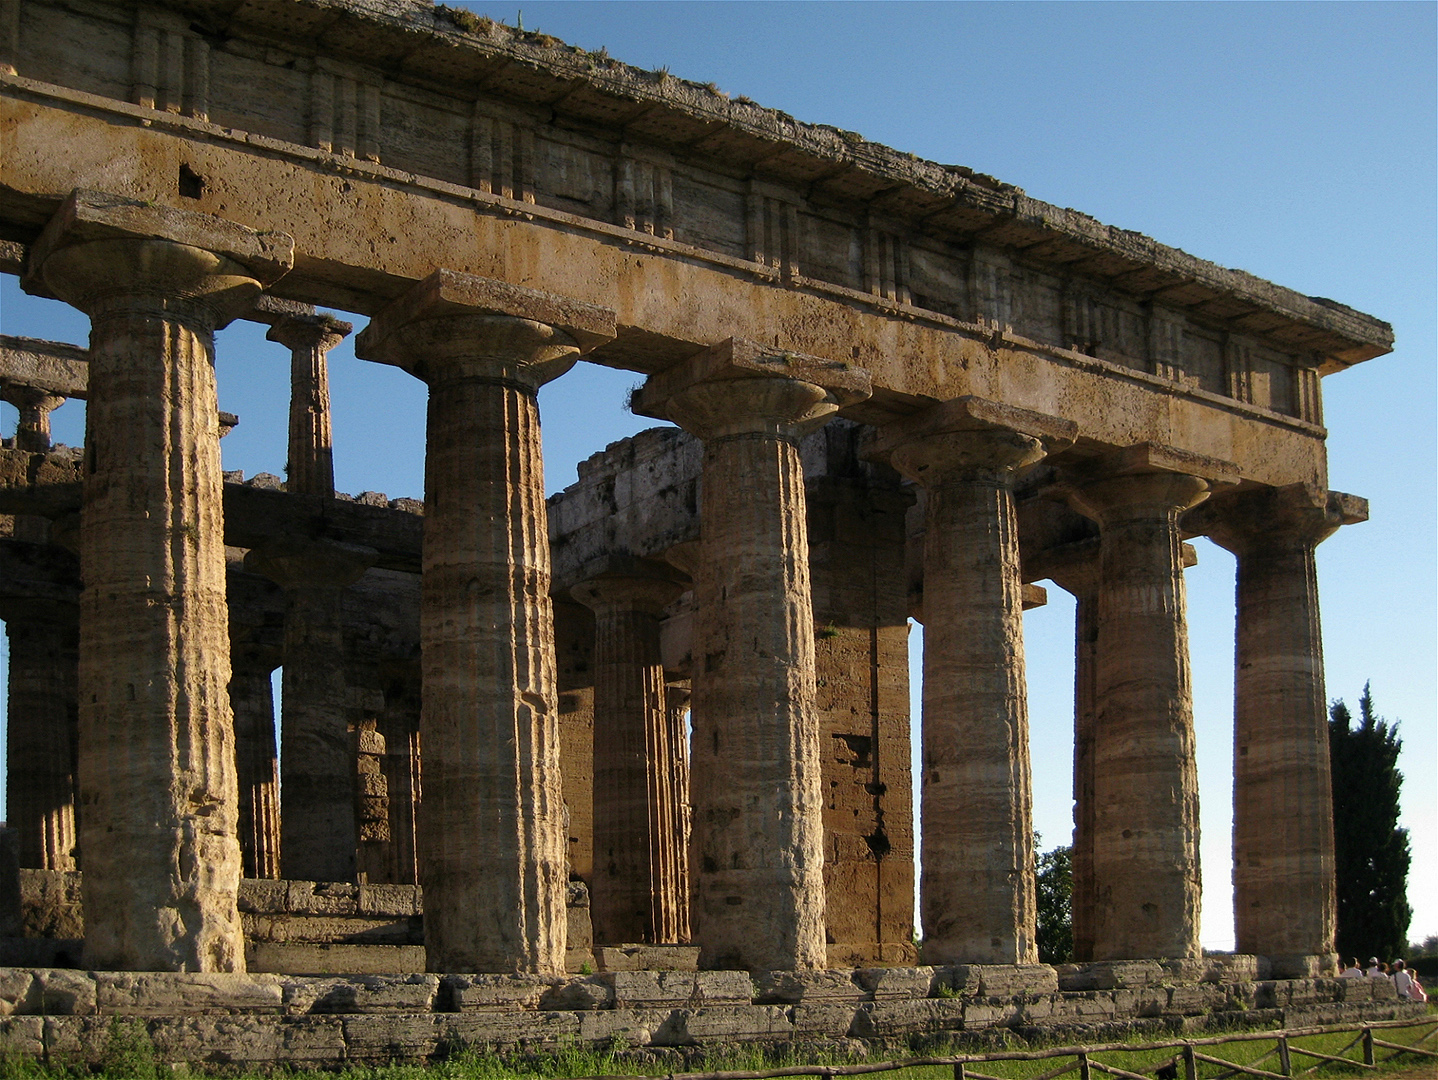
[1338,956,1428,1000]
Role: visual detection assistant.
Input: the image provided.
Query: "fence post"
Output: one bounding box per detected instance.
[1182,1043,1198,1080]
[1362,1027,1375,1067]
[1078,1051,1091,1080]
[954,1064,966,1080]
[1277,1035,1291,1077]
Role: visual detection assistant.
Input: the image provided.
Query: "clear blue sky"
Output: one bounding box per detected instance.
[0,1,1432,950]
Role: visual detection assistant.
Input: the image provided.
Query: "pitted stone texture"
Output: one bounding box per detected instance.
[95,972,286,1015]
[854,965,937,999]
[280,974,439,1014]
[1064,467,1211,962]
[24,191,293,972]
[247,944,426,975]
[599,968,752,1008]
[594,944,698,971]
[358,275,615,974]
[754,969,865,1004]
[571,571,686,947]
[1199,486,1361,960]
[647,360,862,972]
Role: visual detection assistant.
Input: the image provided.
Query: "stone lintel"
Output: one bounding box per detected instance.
[1185,481,1368,546]
[248,295,318,327]
[633,337,871,421]
[866,395,1078,465]
[0,336,88,399]
[1096,442,1240,486]
[244,537,378,591]
[566,553,688,594]
[22,189,293,298]
[356,270,616,374]
[1020,583,1047,610]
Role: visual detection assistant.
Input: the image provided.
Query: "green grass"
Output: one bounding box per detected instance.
[0,1013,1430,1080]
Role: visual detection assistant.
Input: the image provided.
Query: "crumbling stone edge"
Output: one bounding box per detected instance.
[0,965,1424,1070]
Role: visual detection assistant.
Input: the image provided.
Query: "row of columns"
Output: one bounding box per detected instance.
[6,188,1352,974]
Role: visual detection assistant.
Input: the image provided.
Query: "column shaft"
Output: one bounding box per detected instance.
[665,684,692,944]
[228,648,280,880]
[1070,472,1207,960]
[419,370,567,971]
[685,385,827,971]
[2,603,79,871]
[25,192,291,970]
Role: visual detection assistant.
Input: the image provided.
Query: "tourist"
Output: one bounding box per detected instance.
[1366,957,1388,977]
[1392,960,1414,999]
[1339,958,1363,978]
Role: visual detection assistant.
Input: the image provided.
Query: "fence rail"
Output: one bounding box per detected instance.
[593,1016,1437,1080]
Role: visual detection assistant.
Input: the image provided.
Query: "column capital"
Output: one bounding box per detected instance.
[1054,444,1238,526]
[632,337,870,441]
[355,270,614,390]
[1190,483,1368,556]
[24,190,292,330]
[265,313,353,355]
[868,396,1075,486]
[244,538,377,591]
[570,560,685,618]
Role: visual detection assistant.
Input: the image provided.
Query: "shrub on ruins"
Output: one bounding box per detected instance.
[1329,684,1412,962]
[1035,836,1073,964]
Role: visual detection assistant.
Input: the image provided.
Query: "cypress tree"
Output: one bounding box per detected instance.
[1329,684,1412,961]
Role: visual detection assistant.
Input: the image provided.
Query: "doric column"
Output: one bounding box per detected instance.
[1062,448,1226,961]
[572,565,685,945]
[246,539,377,883]
[357,270,614,973]
[634,338,869,971]
[0,595,79,871]
[228,641,280,880]
[665,682,693,943]
[266,314,351,498]
[23,190,293,970]
[0,386,65,453]
[1197,484,1365,971]
[873,397,1073,965]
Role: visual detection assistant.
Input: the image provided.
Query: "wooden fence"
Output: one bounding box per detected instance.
[621,1016,1438,1080]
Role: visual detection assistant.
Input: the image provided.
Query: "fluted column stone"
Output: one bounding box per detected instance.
[0,596,79,871]
[874,397,1073,965]
[665,682,693,943]
[266,314,351,498]
[634,338,869,971]
[572,567,685,945]
[357,270,613,973]
[23,190,293,970]
[228,642,280,880]
[1064,459,1216,961]
[246,539,377,883]
[1199,484,1365,970]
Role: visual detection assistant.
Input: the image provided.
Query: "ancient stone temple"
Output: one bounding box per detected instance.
[0,0,1416,1068]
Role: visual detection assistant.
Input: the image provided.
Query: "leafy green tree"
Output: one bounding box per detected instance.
[1035,835,1073,964]
[1329,684,1412,961]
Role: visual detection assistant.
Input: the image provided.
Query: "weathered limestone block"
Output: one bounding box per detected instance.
[246,943,427,975]
[280,974,439,1014]
[241,914,419,945]
[1062,447,1232,961]
[790,1002,865,1036]
[94,972,285,1016]
[435,1010,583,1050]
[634,338,869,972]
[442,973,557,1011]
[675,1004,795,1043]
[938,963,1060,998]
[597,968,752,1008]
[754,968,865,1004]
[538,976,613,1011]
[341,1013,441,1061]
[872,398,1074,965]
[19,867,83,940]
[571,566,686,946]
[23,190,293,971]
[0,1016,43,1058]
[577,1007,678,1046]
[593,944,698,971]
[1196,484,1366,961]
[285,880,360,916]
[854,965,937,999]
[359,272,612,974]
[849,998,965,1038]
